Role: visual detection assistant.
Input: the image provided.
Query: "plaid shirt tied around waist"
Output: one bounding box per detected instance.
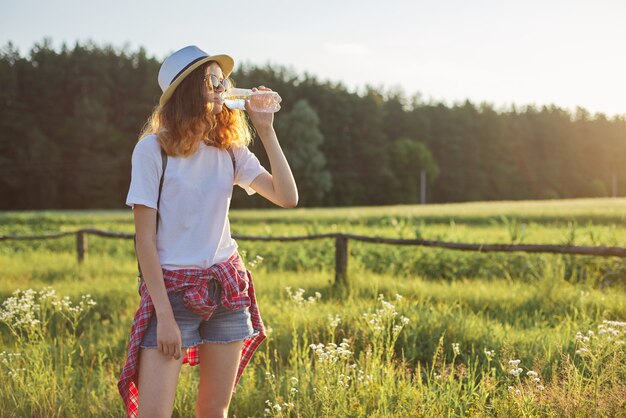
[117,251,266,418]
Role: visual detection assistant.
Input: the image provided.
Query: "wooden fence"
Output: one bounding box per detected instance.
[2,229,626,285]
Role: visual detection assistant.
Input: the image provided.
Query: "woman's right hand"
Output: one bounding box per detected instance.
[156,315,182,360]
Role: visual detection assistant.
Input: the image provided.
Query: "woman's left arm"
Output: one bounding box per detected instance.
[247,87,299,208]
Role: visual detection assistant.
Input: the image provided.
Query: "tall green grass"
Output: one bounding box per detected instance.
[1,200,625,417]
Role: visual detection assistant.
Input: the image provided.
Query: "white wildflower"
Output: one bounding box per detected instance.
[286,286,320,306]
[452,343,461,356]
[328,314,341,328]
[603,320,626,328]
[381,300,395,311]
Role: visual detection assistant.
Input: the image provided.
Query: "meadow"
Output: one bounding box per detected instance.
[0,198,625,417]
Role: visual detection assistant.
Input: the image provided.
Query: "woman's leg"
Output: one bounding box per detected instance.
[137,348,184,418]
[195,340,244,418]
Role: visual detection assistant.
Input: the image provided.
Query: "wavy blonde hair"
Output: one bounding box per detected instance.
[139,61,253,156]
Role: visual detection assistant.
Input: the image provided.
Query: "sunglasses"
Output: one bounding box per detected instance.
[204,74,232,91]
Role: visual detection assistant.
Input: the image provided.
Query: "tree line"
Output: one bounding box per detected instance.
[1,40,624,210]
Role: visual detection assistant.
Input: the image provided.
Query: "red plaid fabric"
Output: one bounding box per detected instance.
[117,251,266,418]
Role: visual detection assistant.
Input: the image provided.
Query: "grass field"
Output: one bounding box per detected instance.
[1,198,625,417]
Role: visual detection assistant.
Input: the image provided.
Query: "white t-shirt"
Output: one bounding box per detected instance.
[126,134,269,269]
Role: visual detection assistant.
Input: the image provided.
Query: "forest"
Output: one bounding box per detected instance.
[1,40,625,209]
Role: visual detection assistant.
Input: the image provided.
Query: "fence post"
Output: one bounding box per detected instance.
[76,231,87,263]
[335,234,348,286]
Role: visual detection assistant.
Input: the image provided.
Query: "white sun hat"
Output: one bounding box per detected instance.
[157,45,234,106]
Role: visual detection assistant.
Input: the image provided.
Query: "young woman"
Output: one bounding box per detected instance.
[118,45,298,418]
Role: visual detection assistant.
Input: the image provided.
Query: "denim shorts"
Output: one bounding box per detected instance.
[140,280,257,348]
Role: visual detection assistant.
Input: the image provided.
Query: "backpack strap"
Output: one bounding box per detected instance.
[155,147,168,233]
[227,147,236,173]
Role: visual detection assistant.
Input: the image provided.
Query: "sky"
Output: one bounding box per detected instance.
[2,0,626,116]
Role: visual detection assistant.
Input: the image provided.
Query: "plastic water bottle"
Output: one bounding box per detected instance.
[221,88,282,113]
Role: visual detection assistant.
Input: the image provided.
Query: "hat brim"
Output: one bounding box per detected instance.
[159,54,234,106]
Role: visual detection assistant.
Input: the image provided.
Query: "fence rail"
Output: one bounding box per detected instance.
[2,229,626,285]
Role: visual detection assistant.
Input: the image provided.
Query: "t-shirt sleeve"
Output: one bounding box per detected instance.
[125,140,162,209]
[233,145,270,195]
